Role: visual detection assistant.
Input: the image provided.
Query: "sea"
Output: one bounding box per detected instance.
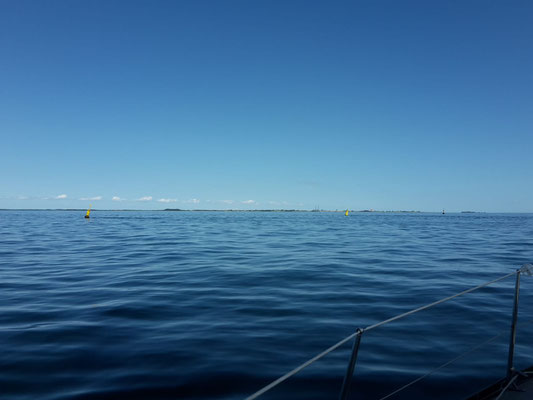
[1,210,533,400]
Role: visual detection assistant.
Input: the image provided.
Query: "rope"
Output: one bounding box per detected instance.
[244,270,519,400]
[364,270,517,332]
[378,331,506,399]
[493,375,518,400]
[244,330,362,400]
[377,317,533,400]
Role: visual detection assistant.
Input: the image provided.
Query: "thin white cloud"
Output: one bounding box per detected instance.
[17,195,29,200]
[80,196,102,201]
[112,196,122,201]
[158,198,177,203]
[221,200,234,204]
[55,194,67,199]
[186,198,200,204]
[241,200,255,204]
[138,196,153,201]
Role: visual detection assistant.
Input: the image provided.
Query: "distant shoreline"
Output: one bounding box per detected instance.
[0,208,495,213]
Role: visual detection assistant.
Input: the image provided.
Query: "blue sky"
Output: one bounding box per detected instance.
[1,1,532,211]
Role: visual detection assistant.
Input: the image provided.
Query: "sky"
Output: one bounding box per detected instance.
[1,0,532,212]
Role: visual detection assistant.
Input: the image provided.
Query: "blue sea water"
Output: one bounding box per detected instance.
[1,210,532,400]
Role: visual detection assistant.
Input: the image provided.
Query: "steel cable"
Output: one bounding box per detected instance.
[244,270,520,400]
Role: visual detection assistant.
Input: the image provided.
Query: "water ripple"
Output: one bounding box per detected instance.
[0,211,532,400]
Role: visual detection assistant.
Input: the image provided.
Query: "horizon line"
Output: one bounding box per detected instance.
[1,208,531,214]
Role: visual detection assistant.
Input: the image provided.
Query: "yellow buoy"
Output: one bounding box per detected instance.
[345,209,349,216]
[85,205,91,219]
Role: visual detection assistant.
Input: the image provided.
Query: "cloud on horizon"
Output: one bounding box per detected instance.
[186,198,200,204]
[80,196,102,201]
[241,200,255,204]
[55,194,67,199]
[112,196,122,201]
[137,196,153,201]
[158,198,177,203]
